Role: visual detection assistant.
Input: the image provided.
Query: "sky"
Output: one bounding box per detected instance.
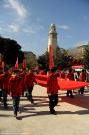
[0,0,89,56]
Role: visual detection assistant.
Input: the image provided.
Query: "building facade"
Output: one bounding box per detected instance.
[24,51,37,68]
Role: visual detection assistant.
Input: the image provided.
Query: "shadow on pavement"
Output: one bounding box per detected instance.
[17,109,89,120]
[61,93,89,109]
[18,110,51,119]
[0,114,12,117]
[1,93,89,119]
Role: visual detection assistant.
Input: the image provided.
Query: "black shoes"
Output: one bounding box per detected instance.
[4,103,8,109]
[31,99,34,104]
[50,108,56,115]
[14,111,17,117]
[79,90,84,95]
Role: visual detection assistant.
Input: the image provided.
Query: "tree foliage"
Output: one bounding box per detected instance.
[37,46,73,70]
[37,51,49,69]
[55,47,73,69]
[83,47,89,69]
[0,36,24,66]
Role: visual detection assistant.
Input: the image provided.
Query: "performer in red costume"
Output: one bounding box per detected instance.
[25,69,37,103]
[79,69,86,94]
[9,69,25,117]
[19,69,27,96]
[0,67,3,102]
[60,70,66,79]
[1,67,11,108]
[66,68,74,98]
[47,68,59,114]
[39,70,46,75]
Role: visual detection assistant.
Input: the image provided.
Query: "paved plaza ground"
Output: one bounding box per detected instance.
[0,85,89,135]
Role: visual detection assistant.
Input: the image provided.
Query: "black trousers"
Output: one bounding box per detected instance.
[2,89,8,107]
[27,86,33,102]
[0,89,2,99]
[79,87,84,94]
[48,94,58,111]
[12,96,20,116]
[67,90,73,96]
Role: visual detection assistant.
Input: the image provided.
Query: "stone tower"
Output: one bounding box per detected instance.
[48,24,58,58]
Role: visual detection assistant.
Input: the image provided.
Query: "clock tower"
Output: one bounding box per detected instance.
[48,24,58,58]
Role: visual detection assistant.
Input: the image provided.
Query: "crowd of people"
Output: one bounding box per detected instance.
[0,67,37,117]
[0,66,87,117]
[60,68,86,96]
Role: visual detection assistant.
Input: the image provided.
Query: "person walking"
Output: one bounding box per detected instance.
[9,69,24,117]
[47,68,59,114]
[79,69,86,94]
[25,69,37,103]
[1,67,11,108]
[66,68,74,98]
[0,67,3,102]
[60,70,66,79]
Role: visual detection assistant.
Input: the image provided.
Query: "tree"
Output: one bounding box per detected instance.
[0,36,24,66]
[37,46,73,70]
[55,47,72,69]
[37,51,49,70]
[83,47,89,69]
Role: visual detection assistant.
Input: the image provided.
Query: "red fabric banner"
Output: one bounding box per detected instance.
[35,74,47,87]
[57,78,89,90]
[35,74,89,90]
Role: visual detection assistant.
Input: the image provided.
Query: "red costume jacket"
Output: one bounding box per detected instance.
[66,73,74,80]
[20,72,26,92]
[25,71,36,87]
[39,70,46,75]
[47,73,59,95]
[9,75,24,96]
[0,74,3,89]
[79,72,86,82]
[60,71,65,79]
[1,73,11,91]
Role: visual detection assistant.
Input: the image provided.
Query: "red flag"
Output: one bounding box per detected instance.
[15,57,19,69]
[48,45,54,69]
[22,58,26,69]
[2,61,4,73]
[2,61,4,69]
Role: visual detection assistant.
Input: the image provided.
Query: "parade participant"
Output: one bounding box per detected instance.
[55,69,60,77]
[47,69,51,76]
[19,68,27,96]
[39,70,46,75]
[1,67,11,108]
[9,69,24,117]
[25,69,37,103]
[60,70,66,79]
[47,68,59,114]
[79,69,86,94]
[0,67,3,102]
[66,68,74,98]
[74,71,79,81]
